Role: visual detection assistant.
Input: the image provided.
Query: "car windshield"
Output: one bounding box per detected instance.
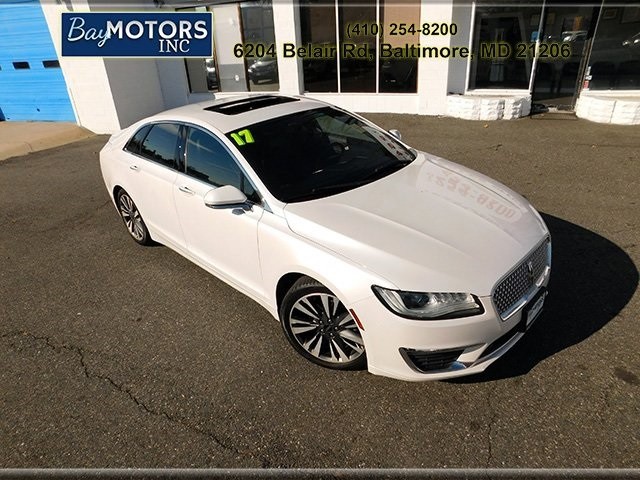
[226,107,416,203]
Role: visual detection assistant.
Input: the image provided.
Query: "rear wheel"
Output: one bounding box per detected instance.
[116,189,153,246]
[280,277,366,370]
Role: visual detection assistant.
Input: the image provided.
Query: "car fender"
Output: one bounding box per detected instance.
[257,211,398,321]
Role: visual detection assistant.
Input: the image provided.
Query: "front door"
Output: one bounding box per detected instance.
[532,1,600,110]
[172,125,265,298]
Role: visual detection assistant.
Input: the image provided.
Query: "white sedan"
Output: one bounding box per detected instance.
[100,95,551,381]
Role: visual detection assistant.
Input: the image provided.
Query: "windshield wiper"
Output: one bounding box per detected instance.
[285,179,372,203]
[285,160,413,203]
[364,159,412,181]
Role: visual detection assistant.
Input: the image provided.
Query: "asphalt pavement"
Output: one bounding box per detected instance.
[0,113,638,468]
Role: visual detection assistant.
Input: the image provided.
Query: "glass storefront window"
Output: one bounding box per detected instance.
[184,2,278,94]
[469,1,542,90]
[185,55,220,94]
[379,0,419,93]
[589,3,640,90]
[182,6,219,93]
[338,0,376,92]
[532,2,596,108]
[241,1,279,92]
[300,0,338,92]
[301,0,419,94]
[210,4,248,92]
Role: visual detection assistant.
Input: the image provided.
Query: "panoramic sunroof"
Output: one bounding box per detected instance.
[204,95,299,115]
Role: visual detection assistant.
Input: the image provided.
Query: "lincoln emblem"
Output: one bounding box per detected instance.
[527,261,534,281]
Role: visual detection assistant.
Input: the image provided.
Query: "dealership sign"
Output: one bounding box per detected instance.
[61,13,212,57]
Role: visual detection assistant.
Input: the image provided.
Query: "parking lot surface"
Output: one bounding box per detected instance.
[0,113,638,468]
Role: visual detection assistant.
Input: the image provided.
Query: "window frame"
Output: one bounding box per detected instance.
[124,122,184,171]
[180,2,279,94]
[586,3,640,91]
[466,3,542,93]
[124,121,265,207]
[123,124,153,156]
[299,0,420,94]
[222,106,416,204]
[181,124,264,206]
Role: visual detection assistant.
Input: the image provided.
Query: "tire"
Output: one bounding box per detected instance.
[280,277,367,370]
[116,189,153,246]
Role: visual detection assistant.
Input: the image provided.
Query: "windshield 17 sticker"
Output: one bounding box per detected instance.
[230,129,254,146]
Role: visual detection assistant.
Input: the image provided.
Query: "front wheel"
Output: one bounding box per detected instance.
[280,277,366,370]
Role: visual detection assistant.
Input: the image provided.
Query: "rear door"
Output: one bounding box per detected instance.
[122,122,186,249]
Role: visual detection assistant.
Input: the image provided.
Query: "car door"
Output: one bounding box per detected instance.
[124,122,187,249]
[173,125,265,298]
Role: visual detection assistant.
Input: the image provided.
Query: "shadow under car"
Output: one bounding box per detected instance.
[450,212,638,383]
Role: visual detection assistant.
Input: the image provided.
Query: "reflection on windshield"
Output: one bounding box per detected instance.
[226,107,415,203]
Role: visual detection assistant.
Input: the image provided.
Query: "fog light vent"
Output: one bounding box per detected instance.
[400,348,464,373]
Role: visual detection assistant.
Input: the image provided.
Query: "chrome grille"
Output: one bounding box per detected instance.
[493,238,550,316]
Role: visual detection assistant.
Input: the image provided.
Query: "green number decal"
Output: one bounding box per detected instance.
[230,132,245,146]
[231,129,254,146]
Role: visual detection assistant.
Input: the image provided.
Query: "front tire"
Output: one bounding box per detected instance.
[280,277,366,370]
[116,189,153,246]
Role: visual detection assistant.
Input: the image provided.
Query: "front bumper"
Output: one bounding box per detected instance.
[350,269,550,381]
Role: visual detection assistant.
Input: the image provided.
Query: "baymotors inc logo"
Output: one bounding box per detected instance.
[61,12,212,57]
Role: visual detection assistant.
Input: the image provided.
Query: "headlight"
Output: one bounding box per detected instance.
[372,286,483,320]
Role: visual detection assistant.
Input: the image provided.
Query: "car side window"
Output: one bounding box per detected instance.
[139,123,181,169]
[124,125,152,155]
[185,127,260,203]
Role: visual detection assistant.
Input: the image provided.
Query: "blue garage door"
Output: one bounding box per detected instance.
[0,0,75,121]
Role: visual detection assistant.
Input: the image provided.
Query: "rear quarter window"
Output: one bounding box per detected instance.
[124,125,152,155]
[139,123,182,169]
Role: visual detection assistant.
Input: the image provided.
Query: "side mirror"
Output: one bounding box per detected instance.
[203,185,247,208]
[388,129,402,141]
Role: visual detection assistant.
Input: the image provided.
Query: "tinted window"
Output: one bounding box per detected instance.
[139,124,181,168]
[469,1,542,90]
[185,128,259,202]
[225,107,415,203]
[125,125,152,155]
[589,3,640,90]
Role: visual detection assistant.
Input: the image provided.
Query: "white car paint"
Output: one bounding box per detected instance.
[100,95,551,381]
[284,153,546,295]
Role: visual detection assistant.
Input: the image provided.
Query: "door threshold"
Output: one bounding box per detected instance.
[530,103,578,120]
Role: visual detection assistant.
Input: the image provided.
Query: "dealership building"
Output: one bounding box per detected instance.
[0,0,639,132]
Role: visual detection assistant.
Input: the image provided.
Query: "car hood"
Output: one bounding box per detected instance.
[283,153,548,296]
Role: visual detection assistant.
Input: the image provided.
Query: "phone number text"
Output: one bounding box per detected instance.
[346,22,458,38]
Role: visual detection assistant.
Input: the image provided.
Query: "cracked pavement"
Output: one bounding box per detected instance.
[0,114,639,468]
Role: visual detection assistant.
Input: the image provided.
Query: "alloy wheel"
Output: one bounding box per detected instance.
[118,193,145,242]
[288,293,364,364]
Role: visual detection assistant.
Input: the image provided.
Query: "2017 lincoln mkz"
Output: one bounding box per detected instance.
[100,95,551,381]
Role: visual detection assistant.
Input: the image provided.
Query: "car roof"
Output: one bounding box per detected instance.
[148,94,329,134]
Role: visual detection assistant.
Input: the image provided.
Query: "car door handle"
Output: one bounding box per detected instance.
[129,165,140,171]
[178,185,195,195]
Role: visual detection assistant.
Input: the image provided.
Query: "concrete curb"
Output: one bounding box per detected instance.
[0,122,96,161]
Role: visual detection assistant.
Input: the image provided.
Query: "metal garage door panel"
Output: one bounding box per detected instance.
[0,0,75,121]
